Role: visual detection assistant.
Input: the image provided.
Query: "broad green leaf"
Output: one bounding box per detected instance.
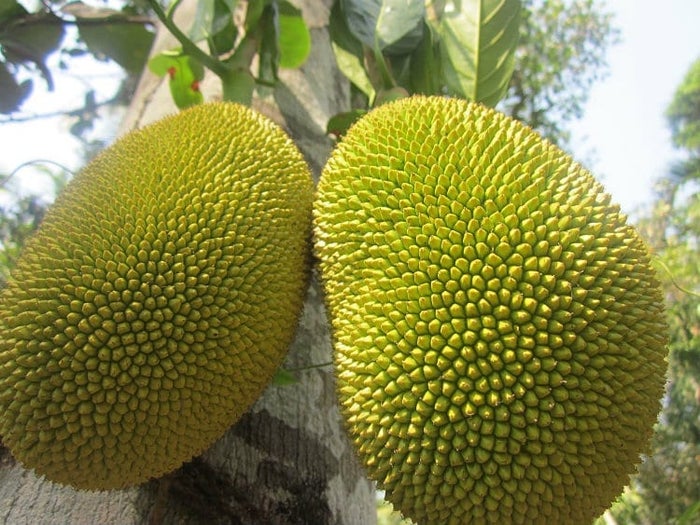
[20,18,64,59]
[278,1,311,69]
[326,109,367,138]
[341,0,424,54]
[409,21,441,95]
[190,0,214,41]
[0,12,64,63]
[190,0,238,55]
[148,52,204,109]
[208,0,238,55]
[258,3,279,84]
[75,5,155,73]
[0,0,26,24]
[375,0,424,53]
[434,0,520,106]
[0,5,65,88]
[190,0,237,41]
[329,1,375,101]
[374,86,409,106]
[0,62,32,113]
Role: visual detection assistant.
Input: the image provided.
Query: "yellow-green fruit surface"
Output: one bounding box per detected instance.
[0,102,313,490]
[314,96,668,524]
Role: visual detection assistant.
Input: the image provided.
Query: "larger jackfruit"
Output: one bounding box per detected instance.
[0,102,313,490]
[314,96,668,525]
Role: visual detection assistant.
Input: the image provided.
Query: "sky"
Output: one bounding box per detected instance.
[1,1,700,218]
[569,0,700,217]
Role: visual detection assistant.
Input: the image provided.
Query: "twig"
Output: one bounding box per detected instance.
[654,256,700,299]
[146,0,230,79]
[2,160,74,190]
[0,93,122,124]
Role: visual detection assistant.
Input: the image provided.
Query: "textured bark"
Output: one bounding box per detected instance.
[0,1,376,523]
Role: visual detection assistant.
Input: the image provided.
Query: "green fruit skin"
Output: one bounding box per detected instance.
[0,102,313,490]
[314,96,668,525]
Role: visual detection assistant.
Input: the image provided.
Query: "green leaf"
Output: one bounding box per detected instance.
[0,0,26,24]
[75,6,154,73]
[209,1,238,55]
[0,6,64,91]
[278,1,311,69]
[258,3,279,84]
[375,0,424,53]
[341,0,424,54]
[0,14,65,63]
[326,109,367,138]
[0,62,32,113]
[329,1,375,101]
[148,51,204,109]
[147,51,176,77]
[434,0,521,106]
[190,0,238,56]
[409,21,441,95]
[375,86,409,106]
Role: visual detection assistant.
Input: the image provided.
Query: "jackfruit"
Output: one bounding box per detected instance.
[0,102,313,490]
[314,96,668,525]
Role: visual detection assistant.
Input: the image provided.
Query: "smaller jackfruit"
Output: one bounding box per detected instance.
[0,102,313,490]
[314,96,668,525]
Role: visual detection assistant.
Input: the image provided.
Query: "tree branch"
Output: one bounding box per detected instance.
[7,10,154,29]
[0,93,122,124]
[146,0,230,79]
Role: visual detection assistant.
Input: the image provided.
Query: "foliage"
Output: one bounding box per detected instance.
[0,0,65,113]
[1,0,618,146]
[500,0,619,146]
[328,0,619,145]
[327,0,521,134]
[334,0,520,105]
[0,0,154,115]
[146,0,311,107]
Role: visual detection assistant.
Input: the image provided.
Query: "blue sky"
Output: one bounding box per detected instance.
[2,1,700,219]
[569,0,700,217]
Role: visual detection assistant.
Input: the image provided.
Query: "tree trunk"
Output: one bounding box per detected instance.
[0,1,376,523]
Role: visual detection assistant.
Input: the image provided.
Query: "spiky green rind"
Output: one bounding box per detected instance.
[0,102,313,490]
[314,96,668,525]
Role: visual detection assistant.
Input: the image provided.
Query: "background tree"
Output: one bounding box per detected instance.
[602,56,700,525]
[499,0,619,147]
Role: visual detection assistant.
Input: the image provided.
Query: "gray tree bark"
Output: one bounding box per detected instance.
[0,1,376,523]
